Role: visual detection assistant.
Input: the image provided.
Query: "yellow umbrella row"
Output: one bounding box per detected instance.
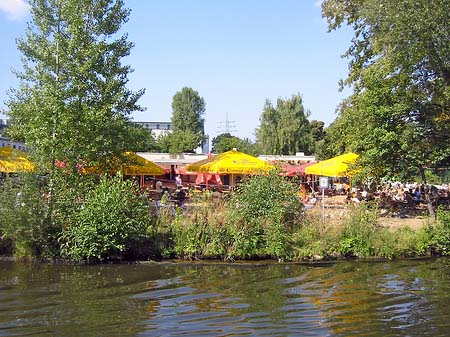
[0,147,164,177]
[0,146,35,173]
[304,153,358,177]
[186,149,274,175]
[83,151,165,176]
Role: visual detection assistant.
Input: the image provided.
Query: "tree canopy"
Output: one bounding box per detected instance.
[322,0,450,181]
[255,94,313,155]
[211,133,259,155]
[168,87,206,153]
[6,0,144,171]
[157,130,201,154]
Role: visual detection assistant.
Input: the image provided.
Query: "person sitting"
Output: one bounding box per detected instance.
[174,188,186,206]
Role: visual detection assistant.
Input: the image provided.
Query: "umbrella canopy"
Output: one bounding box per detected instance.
[84,152,165,176]
[305,153,358,177]
[186,149,274,174]
[0,146,35,173]
[281,161,316,177]
[121,152,165,176]
[195,173,223,185]
[175,166,197,175]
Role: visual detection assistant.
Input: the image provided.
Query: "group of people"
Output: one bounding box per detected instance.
[298,179,450,212]
[375,182,449,209]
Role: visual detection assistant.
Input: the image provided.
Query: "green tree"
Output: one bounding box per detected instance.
[7,0,144,170]
[60,174,150,261]
[309,120,325,142]
[322,0,450,169]
[127,124,160,152]
[171,87,205,149]
[255,94,313,155]
[5,0,144,227]
[322,0,450,214]
[157,130,201,154]
[211,133,259,155]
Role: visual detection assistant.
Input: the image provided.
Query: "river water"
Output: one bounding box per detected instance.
[1,258,450,336]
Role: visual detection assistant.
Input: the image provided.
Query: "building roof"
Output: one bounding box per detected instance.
[137,152,209,165]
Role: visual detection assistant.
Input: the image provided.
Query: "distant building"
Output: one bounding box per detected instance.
[258,152,316,164]
[132,121,172,138]
[0,119,27,151]
[0,119,10,136]
[132,120,209,154]
[0,136,27,151]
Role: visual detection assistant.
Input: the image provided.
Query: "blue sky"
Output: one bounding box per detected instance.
[0,0,353,141]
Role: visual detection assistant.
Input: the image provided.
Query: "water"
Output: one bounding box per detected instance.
[1,258,450,336]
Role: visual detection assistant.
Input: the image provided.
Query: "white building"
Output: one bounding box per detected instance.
[0,136,27,152]
[132,121,209,154]
[258,152,316,164]
[132,121,172,138]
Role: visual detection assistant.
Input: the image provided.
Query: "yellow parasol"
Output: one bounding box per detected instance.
[0,146,35,173]
[186,149,274,175]
[121,152,165,176]
[304,153,358,177]
[84,152,165,176]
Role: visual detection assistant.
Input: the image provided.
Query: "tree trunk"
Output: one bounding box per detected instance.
[419,166,436,219]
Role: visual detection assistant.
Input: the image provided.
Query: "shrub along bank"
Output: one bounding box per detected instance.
[1,172,450,262]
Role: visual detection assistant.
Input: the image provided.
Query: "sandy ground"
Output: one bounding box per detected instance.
[306,195,431,231]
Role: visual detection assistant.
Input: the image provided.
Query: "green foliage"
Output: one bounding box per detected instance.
[60,174,151,261]
[226,172,303,259]
[321,0,450,181]
[127,124,160,152]
[0,174,51,258]
[211,133,259,155]
[256,95,314,155]
[170,203,230,259]
[7,0,145,172]
[291,211,339,259]
[171,87,205,147]
[337,204,380,258]
[157,130,202,154]
[425,208,450,256]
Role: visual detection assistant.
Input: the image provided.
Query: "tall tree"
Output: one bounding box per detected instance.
[6,0,144,170]
[322,0,450,179]
[170,87,205,151]
[322,0,450,215]
[5,0,144,225]
[256,94,313,155]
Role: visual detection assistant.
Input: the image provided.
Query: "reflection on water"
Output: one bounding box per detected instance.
[1,258,450,336]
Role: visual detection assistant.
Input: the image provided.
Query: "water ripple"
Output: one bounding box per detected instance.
[1,259,450,336]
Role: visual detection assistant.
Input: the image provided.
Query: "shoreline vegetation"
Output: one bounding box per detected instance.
[1,0,448,266]
[1,172,449,264]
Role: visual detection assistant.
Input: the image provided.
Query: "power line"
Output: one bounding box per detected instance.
[217,112,236,135]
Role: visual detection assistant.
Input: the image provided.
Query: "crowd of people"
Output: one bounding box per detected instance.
[299,179,450,214]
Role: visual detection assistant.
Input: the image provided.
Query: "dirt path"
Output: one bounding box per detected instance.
[377,216,429,230]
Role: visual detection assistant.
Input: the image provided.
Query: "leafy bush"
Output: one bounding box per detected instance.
[169,201,230,259]
[338,203,380,258]
[0,174,50,258]
[226,172,303,260]
[291,211,339,260]
[60,174,151,261]
[426,207,450,255]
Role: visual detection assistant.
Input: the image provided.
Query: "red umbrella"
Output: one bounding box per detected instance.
[195,173,222,185]
[281,162,316,177]
[175,166,197,175]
